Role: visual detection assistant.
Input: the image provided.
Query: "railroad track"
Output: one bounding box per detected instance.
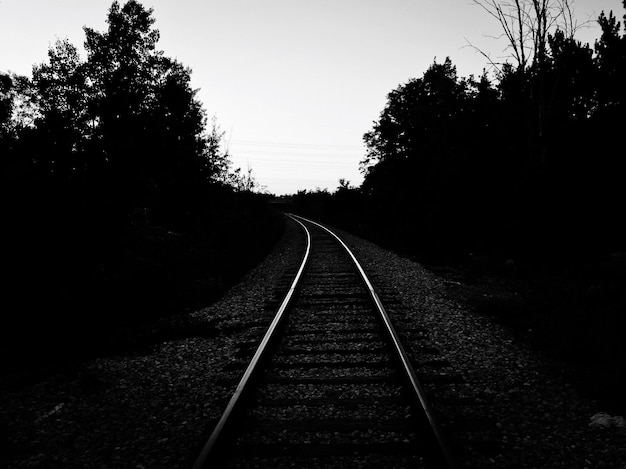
[193,215,458,468]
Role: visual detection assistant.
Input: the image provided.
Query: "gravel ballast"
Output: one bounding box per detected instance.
[335,227,626,468]
[2,217,625,468]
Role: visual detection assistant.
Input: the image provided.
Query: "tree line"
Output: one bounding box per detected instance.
[295,0,626,268]
[1,1,281,369]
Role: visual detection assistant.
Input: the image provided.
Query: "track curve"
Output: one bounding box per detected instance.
[193,215,457,468]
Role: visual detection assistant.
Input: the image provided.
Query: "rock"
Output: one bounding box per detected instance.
[589,412,625,429]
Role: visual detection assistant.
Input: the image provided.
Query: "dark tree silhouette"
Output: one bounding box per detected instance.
[0,73,12,130]
[31,39,90,176]
[0,73,15,161]
[84,1,186,205]
[362,58,467,174]
[594,2,626,119]
[0,1,282,372]
[291,2,626,417]
[349,2,626,264]
[358,58,512,260]
[588,1,626,249]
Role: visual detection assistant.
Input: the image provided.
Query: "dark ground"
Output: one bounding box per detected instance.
[428,255,626,418]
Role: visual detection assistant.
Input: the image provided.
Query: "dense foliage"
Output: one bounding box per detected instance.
[291,2,626,408]
[1,1,281,370]
[296,1,626,268]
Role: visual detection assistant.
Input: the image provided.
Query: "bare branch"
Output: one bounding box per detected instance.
[472,0,583,72]
[463,38,505,75]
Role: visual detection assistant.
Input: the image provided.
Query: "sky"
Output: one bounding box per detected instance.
[1,0,622,194]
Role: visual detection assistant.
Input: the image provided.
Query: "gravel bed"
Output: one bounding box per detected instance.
[3,217,625,468]
[272,354,390,365]
[223,454,427,469]
[334,226,626,468]
[237,428,417,445]
[290,313,376,323]
[284,333,382,344]
[287,324,376,333]
[249,403,408,421]
[0,220,304,469]
[283,344,388,353]
[257,383,405,401]
[269,367,395,380]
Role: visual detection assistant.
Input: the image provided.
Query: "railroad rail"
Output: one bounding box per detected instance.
[193,214,457,468]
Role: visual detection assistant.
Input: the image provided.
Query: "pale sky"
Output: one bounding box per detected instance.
[0,0,621,194]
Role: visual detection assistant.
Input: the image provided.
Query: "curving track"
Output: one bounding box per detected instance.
[193,215,457,468]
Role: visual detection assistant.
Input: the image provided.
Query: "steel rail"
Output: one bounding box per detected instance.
[291,214,458,469]
[192,214,311,469]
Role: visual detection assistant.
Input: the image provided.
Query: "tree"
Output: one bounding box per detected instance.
[203,115,231,183]
[33,40,88,123]
[0,73,17,175]
[360,58,507,259]
[594,2,626,118]
[0,73,13,141]
[471,0,581,74]
[547,30,595,122]
[471,0,593,177]
[31,39,90,176]
[1,73,40,132]
[84,0,161,125]
[586,1,626,249]
[228,166,260,193]
[79,0,219,216]
[83,0,162,186]
[361,57,468,175]
[2,0,286,374]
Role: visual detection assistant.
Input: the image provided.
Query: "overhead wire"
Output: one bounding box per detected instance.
[227,138,365,193]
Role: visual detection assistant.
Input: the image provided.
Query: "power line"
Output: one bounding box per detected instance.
[231,139,364,152]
